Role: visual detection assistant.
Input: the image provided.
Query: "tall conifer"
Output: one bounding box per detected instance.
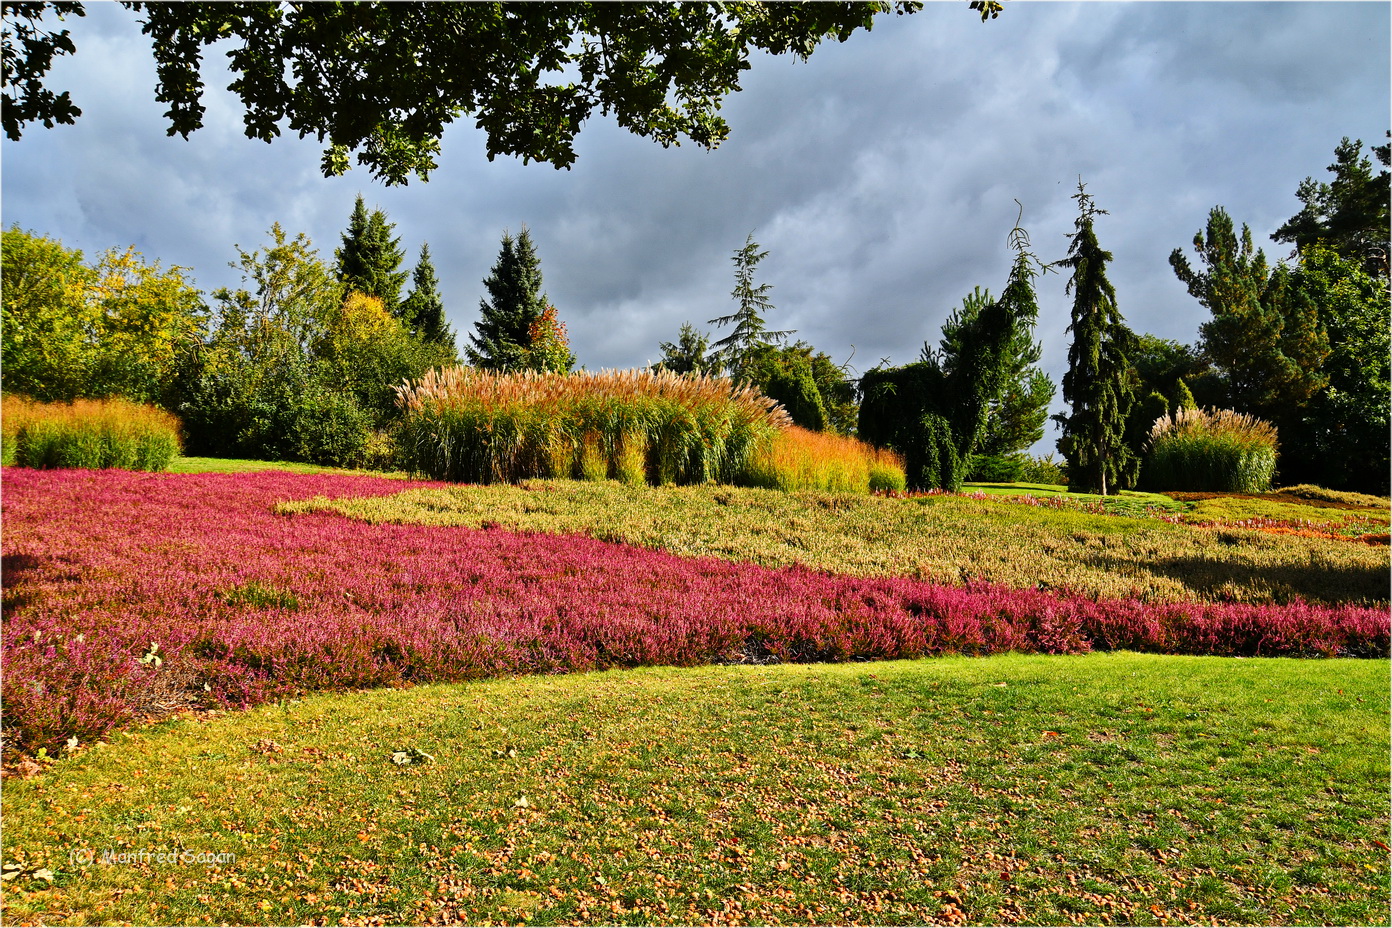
[334,194,408,316]
[466,227,549,371]
[1054,182,1137,495]
[708,233,792,383]
[401,243,454,350]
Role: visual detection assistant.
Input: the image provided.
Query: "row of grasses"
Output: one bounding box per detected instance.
[395,367,904,492]
[1147,407,1279,493]
[1,395,182,471]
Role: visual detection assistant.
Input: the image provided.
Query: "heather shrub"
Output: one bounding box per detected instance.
[1146,407,1278,492]
[741,425,907,493]
[395,367,790,486]
[3,468,1388,753]
[3,395,182,471]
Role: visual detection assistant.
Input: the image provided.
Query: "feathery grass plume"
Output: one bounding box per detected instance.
[2,395,182,471]
[394,367,792,486]
[742,425,907,493]
[1146,407,1278,492]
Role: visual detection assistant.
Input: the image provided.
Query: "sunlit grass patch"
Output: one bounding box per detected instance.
[2,654,1386,926]
[167,456,408,478]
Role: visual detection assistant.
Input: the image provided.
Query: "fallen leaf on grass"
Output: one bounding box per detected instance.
[390,748,435,766]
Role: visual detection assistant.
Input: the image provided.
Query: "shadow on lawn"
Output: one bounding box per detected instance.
[1087,552,1390,605]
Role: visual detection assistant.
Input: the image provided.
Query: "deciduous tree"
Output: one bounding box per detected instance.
[3,2,958,182]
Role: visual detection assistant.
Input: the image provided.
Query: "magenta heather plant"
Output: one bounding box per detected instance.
[2,469,1387,753]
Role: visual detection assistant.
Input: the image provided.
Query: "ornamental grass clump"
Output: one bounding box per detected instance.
[395,367,790,486]
[1146,407,1278,493]
[741,425,907,493]
[1,395,182,471]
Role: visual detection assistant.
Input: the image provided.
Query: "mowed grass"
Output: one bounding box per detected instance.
[167,456,408,478]
[1,654,1386,927]
[279,479,1390,605]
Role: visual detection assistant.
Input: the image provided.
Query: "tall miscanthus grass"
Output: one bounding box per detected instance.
[1146,407,1279,493]
[1,395,182,471]
[743,425,907,493]
[395,367,792,486]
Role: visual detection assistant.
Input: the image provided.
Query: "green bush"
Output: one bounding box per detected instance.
[1017,453,1067,486]
[1146,407,1278,492]
[967,452,1026,483]
[2,396,182,471]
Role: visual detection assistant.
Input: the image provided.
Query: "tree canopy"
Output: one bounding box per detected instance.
[1272,134,1390,277]
[1,1,954,183]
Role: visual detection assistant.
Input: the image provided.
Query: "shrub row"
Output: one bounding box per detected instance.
[1,396,182,471]
[3,469,1385,754]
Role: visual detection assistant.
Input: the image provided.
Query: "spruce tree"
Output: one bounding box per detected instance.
[334,194,408,316]
[466,227,549,372]
[651,323,715,375]
[708,233,792,383]
[401,243,455,350]
[1054,182,1138,495]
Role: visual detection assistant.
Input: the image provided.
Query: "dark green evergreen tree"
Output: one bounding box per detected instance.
[401,243,455,350]
[1170,206,1330,421]
[859,210,1045,491]
[651,322,715,376]
[334,194,408,315]
[466,227,549,372]
[1054,182,1137,496]
[709,233,792,384]
[940,285,1055,477]
[1272,134,1390,278]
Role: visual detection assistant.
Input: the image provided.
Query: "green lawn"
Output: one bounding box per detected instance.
[168,456,408,478]
[2,653,1387,926]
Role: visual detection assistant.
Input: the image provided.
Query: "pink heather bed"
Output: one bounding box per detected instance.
[3,468,1387,753]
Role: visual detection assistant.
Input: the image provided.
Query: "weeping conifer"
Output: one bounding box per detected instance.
[1053,182,1138,495]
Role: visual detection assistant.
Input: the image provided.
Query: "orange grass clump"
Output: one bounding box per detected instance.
[2,395,182,471]
[743,425,906,494]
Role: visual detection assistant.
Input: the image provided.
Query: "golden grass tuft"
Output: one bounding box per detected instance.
[2,395,182,471]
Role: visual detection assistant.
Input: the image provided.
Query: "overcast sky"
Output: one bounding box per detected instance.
[3,1,1388,452]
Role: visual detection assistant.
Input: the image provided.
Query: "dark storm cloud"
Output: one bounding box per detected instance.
[3,2,1387,450]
